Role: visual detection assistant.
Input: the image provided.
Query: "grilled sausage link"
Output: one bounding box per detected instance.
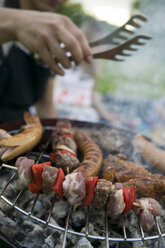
[0,112,42,161]
[73,130,103,177]
[132,135,165,173]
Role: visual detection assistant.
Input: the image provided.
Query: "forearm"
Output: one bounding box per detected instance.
[0,7,20,44]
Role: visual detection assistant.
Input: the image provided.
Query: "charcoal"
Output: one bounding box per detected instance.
[0,123,165,248]
[76,237,93,248]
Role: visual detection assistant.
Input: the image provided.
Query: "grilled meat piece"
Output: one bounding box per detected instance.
[42,166,58,195]
[133,198,162,232]
[52,128,77,153]
[101,166,115,182]
[15,156,34,186]
[51,151,79,173]
[123,177,165,201]
[93,179,112,208]
[103,154,152,182]
[51,120,80,172]
[107,183,125,216]
[63,173,86,208]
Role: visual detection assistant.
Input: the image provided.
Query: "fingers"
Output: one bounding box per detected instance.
[39,47,65,76]
[34,14,93,73]
[47,37,72,69]
[60,17,93,64]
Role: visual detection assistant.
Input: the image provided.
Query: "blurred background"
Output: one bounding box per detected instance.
[56,0,165,98]
[53,0,165,144]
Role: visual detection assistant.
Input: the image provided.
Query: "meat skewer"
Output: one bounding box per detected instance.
[50,120,80,173]
[61,129,103,208]
[2,157,162,232]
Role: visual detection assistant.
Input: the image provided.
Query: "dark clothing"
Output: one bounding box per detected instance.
[4,0,20,8]
[0,45,52,123]
[0,1,53,123]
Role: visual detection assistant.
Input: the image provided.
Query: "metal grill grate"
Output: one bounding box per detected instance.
[0,125,165,248]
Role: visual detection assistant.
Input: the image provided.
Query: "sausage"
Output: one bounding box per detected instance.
[0,111,42,161]
[72,130,103,177]
[132,135,165,172]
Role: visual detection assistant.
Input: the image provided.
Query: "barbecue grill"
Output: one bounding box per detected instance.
[0,119,164,248]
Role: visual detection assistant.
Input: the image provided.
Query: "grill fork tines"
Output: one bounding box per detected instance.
[93,35,152,61]
[89,15,148,47]
[89,14,152,61]
[0,126,165,248]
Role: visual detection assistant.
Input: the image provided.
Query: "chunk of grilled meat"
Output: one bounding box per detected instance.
[51,120,80,172]
[42,166,58,195]
[52,150,79,172]
[52,128,77,153]
[123,177,165,201]
[101,166,115,182]
[92,179,112,209]
[103,154,152,182]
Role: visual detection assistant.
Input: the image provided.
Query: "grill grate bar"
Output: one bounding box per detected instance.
[154,216,162,236]
[121,215,127,241]
[1,191,165,242]
[13,188,24,206]
[62,205,72,248]
[139,223,145,240]
[29,192,40,215]
[36,134,52,163]
[1,172,16,195]
[46,196,57,224]
[85,206,90,237]
[105,210,110,248]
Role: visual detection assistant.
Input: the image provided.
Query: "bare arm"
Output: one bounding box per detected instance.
[0,8,18,43]
[0,7,93,75]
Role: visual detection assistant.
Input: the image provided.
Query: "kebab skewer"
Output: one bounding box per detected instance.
[2,156,162,232]
[50,120,80,173]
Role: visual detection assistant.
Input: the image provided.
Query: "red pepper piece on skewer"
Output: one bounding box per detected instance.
[50,149,76,162]
[82,176,98,207]
[29,161,51,193]
[61,133,73,138]
[52,168,65,197]
[123,186,136,214]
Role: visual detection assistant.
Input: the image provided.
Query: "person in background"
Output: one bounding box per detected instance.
[0,0,93,123]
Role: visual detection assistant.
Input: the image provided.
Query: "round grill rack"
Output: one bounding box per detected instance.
[0,120,165,248]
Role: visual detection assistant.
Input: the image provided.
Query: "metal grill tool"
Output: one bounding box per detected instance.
[90,14,152,61]
[0,125,164,248]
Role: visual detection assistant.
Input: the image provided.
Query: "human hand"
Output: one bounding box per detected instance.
[15,10,93,75]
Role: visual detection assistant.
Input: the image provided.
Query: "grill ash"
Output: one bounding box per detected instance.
[0,123,164,248]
